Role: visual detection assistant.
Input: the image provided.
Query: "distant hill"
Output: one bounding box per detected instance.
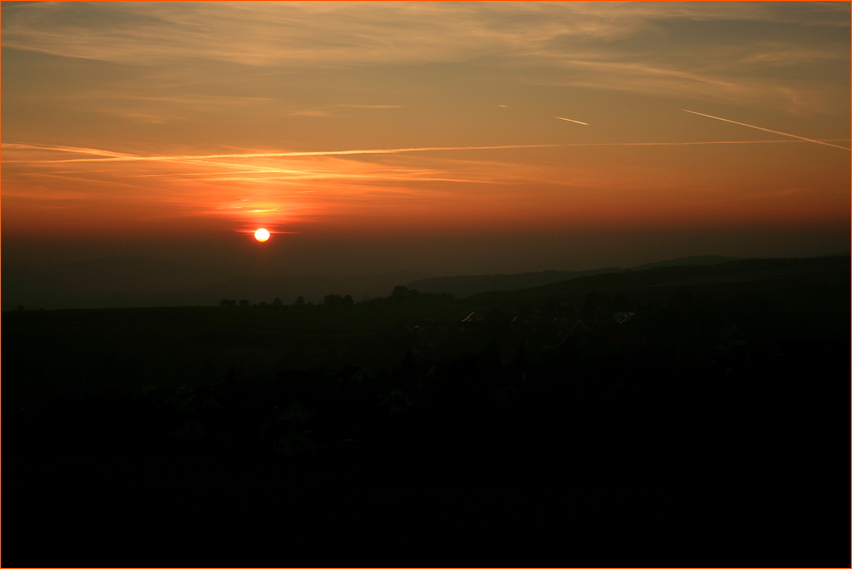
[403,255,741,298]
[1,256,240,310]
[631,255,740,271]
[465,254,850,307]
[8,252,842,310]
[402,268,622,298]
[2,256,432,310]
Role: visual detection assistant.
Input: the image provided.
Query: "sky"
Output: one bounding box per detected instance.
[2,1,850,308]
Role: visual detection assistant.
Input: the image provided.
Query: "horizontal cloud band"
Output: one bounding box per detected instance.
[6,139,851,165]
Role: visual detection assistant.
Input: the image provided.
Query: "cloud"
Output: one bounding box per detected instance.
[288,110,333,118]
[5,2,843,67]
[283,104,404,118]
[333,104,405,109]
[8,138,849,167]
[3,1,846,116]
[6,143,565,164]
[1,187,94,201]
[2,143,137,159]
[45,91,281,124]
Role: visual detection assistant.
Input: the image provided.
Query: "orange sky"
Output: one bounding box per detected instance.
[2,1,850,282]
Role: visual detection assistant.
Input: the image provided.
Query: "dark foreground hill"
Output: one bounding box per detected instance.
[3,255,849,567]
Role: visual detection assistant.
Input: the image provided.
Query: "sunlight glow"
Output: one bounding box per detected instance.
[254,228,270,242]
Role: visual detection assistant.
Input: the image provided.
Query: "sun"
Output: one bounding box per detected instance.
[254,228,270,242]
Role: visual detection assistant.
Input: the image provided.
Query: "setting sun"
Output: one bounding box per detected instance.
[2,1,848,303]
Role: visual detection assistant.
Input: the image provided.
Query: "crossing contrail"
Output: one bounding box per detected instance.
[682,109,850,151]
[556,116,588,125]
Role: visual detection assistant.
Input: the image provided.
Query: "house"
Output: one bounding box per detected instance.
[338,364,366,384]
[492,384,518,405]
[276,401,314,424]
[170,418,206,443]
[462,311,487,334]
[555,316,588,337]
[613,311,636,325]
[273,429,316,457]
[721,324,747,346]
[379,386,413,413]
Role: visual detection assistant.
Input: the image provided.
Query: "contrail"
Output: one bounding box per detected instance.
[3,142,137,158]
[7,139,850,165]
[8,144,563,164]
[682,109,850,151]
[556,116,588,125]
[560,140,849,147]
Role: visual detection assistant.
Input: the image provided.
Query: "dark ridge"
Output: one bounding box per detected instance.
[403,255,742,298]
[630,254,740,270]
[403,267,622,297]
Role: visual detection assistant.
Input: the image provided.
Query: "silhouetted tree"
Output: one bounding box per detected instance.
[294,296,305,306]
[391,285,409,298]
[239,299,250,307]
[324,294,343,307]
[273,298,282,306]
[391,285,419,303]
[342,294,354,307]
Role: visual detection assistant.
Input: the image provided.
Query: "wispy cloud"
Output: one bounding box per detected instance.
[333,104,404,109]
[4,2,847,113]
[2,143,137,159]
[8,138,848,167]
[6,2,845,66]
[288,110,333,118]
[285,104,403,118]
[5,144,565,164]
